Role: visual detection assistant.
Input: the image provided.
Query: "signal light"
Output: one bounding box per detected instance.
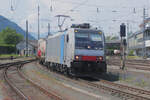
[120,23,126,37]
[99,32,102,34]
[75,30,78,32]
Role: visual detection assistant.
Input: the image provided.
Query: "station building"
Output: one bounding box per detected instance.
[128,18,150,57]
[16,40,38,56]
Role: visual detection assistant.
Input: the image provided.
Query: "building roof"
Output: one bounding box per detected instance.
[128,30,143,39]
[129,17,150,39]
[16,40,38,50]
[28,40,38,48]
[139,17,150,28]
[106,40,120,44]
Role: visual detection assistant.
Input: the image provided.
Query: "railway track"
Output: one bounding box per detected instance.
[107,57,150,64]
[108,61,150,70]
[0,59,35,69]
[79,79,150,100]
[0,56,21,60]
[107,58,150,71]
[37,62,150,100]
[3,60,65,100]
[77,77,150,100]
[107,60,150,67]
[99,79,150,95]
[4,67,28,100]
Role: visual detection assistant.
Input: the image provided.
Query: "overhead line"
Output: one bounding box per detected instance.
[63,0,89,15]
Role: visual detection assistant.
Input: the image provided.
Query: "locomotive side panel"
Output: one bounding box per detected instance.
[46,29,75,67]
[64,29,75,67]
[46,35,62,64]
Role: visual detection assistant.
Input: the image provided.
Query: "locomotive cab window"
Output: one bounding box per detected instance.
[75,31,103,50]
[90,33,102,41]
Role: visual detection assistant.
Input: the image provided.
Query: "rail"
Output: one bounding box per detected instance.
[3,60,65,100]
[79,79,150,100]
[37,63,150,100]
[18,65,64,100]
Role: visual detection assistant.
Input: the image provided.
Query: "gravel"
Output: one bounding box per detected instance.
[0,69,14,100]
[0,57,35,100]
[22,62,121,100]
[106,65,150,91]
[7,66,51,100]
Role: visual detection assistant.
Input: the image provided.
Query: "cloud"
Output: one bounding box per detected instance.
[20,13,37,26]
[27,13,38,24]
[13,0,150,37]
[40,0,75,14]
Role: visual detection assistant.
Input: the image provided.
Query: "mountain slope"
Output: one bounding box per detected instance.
[0,15,35,40]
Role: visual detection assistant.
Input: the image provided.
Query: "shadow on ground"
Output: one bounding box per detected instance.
[79,71,120,82]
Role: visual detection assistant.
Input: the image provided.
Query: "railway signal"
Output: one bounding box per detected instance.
[123,39,127,46]
[120,23,126,37]
[120,23,126,70]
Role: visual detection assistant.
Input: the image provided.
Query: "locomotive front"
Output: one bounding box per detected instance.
[71,27,107,76]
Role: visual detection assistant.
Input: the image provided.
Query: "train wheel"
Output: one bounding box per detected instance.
[97,62,107,73]
[47,62,50,69]
[63,67,68,76]
[60,65,63,73]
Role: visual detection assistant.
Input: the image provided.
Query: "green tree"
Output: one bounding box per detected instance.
[106,36,111,41]
[111,36,119,40]
[0,27,23,45]
[128,50,134,56]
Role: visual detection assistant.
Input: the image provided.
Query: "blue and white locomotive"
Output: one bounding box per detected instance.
[39,23,107,77]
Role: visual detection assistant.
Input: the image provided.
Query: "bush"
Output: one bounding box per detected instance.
[0,44,16,54]
[128,50,134,56]
[0,27,23,45]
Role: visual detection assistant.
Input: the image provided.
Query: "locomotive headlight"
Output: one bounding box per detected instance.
[87,46,91,49]
[97,56,103,61]
[75,55,82,60]
[75,56,79,60]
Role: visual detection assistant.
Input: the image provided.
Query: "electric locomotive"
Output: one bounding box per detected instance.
[71,23,107,76]
[39,23,107,77]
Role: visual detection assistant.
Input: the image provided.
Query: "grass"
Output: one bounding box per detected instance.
[135,79,148,87]
[0,44,15,47]
[0,54,36,58]
[119,77,134,82]
[119,77,148,88]
[126,56,141,59]
[106,56,110,59]
[0,54,20,58]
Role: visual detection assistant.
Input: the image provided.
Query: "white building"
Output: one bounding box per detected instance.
[128,18,150,57]
[16,40,38,56]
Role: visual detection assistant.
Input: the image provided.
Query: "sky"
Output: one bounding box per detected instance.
[0,0,150,38]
